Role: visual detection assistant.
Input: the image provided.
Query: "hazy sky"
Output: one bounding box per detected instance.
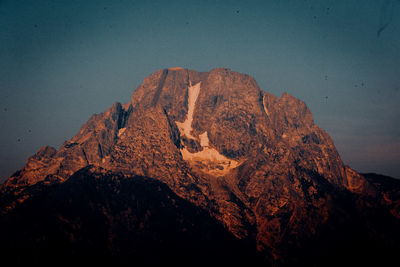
[0,0,399,182]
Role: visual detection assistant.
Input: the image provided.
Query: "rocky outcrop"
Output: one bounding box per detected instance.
[4,102,130,187]
[1,67,399,265]
[0,166,265,266]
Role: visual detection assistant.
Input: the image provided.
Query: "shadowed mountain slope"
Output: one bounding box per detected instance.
[1,68,399,265]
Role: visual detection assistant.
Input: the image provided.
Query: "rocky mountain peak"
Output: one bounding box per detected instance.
[2,68,398,265]
[4,67,345,190]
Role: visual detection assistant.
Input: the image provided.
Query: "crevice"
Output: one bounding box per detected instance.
[81,147,90,165]
[152,69,169,106]
[186,69,190,86]
[260,91,269,117]
[98,143,104,159]
[117,107,129,130]
[163,108,182,149]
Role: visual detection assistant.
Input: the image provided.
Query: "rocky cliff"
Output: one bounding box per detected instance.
[1,68,399,265]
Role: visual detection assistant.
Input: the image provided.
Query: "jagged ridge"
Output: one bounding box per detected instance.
[1,67,399,265]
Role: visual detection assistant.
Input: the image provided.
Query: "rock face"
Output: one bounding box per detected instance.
[0,166,264,266]
[1,68,399,265]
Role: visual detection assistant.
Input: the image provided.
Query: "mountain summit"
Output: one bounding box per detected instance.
[1,68,399,265]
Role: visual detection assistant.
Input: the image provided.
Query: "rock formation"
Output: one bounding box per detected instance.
[1,68,399,265]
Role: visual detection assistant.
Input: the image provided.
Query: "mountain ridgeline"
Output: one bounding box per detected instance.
[1,68,399,265]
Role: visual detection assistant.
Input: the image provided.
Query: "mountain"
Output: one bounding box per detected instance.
[1,67,399,265]
[0,166,264,265]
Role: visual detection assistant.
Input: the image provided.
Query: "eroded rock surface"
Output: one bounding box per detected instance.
[2,68,399,265]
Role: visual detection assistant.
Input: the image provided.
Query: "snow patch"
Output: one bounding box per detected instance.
[199,131,209,147]
[176,82,201,139]
[263,95,270,116]
[180,146,239,176]
[181,147,233,162]
[181,131,239,176]
[118,127,126,137]
[175,83,239,176]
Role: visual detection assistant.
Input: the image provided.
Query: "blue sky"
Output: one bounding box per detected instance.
[0,0,399,181]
